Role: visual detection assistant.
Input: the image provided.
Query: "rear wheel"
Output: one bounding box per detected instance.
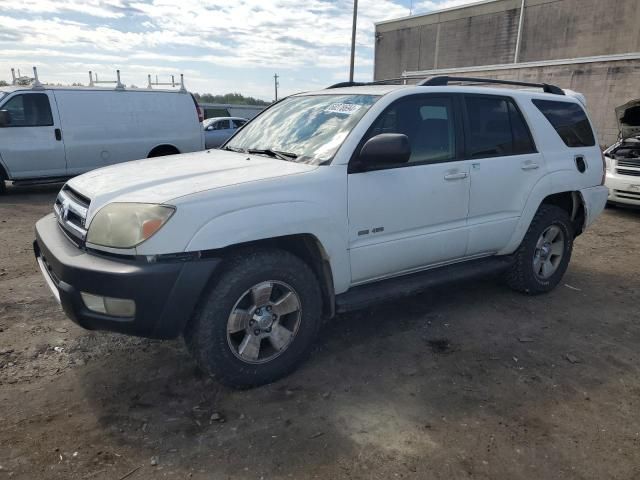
[0,170,6,195]
[147,145,179,158]
[507,205,574,294]
[184,248,323,388]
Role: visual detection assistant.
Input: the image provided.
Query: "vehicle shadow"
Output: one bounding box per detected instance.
[76,265,640,479]
[0,182,61,205]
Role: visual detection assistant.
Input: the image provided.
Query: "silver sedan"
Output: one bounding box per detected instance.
[203,117,248,149]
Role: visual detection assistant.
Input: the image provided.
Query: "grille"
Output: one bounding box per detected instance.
[615,168,640,177]
[54,186,90,246]
[614,189,640,200]
[617,158,640,168]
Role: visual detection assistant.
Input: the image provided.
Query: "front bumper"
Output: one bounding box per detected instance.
[34,214,221,339]
[605,172,640,207]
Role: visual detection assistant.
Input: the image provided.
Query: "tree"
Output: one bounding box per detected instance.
[192,92,270,106]
[0,80,8,87]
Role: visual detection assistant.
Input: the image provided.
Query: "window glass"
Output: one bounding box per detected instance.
[232,119,246,128]
[465,96,513,158]
[508,102,536,154]
[366,96,456,164]
[215,119,231,130]
[226,94,379,165]
[2,93,53,127]
[532,99,595,147]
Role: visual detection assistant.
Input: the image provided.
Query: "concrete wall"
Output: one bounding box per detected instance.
[374,0,640,146]
[375,0,640,78]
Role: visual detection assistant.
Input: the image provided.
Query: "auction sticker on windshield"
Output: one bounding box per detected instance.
[325,103,362,115]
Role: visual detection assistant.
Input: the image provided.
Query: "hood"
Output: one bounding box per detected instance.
[67,149,318,209]
[616,99,640,140]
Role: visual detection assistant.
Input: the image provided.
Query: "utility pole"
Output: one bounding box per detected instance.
[349,0,358,82]
[273,73,280,102]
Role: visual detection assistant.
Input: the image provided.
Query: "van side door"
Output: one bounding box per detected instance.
[463,94,544,256]
[0,91,66,180]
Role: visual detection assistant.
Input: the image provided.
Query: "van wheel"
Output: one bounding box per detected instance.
[184,248,322,389]
[0,170,6,195]
[507,205,574,294]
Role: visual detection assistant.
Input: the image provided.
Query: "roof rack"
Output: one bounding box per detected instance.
[417,76,565,95]
[147,74,187,92]
[89,70,125,90]
[326,75,564,95]
[326,77,409,89]
[10,67,44,89]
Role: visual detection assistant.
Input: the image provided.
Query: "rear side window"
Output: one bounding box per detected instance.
[232,119,246,128]
[532,99,595,147]
[2,93,53,127]
[464,95,536,158]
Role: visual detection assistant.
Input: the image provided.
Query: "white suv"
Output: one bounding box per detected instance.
[34,77,608,388]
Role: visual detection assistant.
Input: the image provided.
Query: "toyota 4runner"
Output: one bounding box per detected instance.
[34,76,609,388]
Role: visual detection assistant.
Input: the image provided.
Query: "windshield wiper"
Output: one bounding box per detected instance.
[223,145,247,154]
[246,148,298,161]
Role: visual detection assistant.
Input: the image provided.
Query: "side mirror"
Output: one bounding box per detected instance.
[357,133,411,170]
[0,110,10,127]
[205,125,214,131]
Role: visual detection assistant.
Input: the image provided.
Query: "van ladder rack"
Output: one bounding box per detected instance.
[10,67,44,89]
[147,74,187,92]
[418,76,565,95]
[89,70,125,90]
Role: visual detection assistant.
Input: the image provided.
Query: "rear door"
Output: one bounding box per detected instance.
[0,91,66,179]
[463,94,544,256]
[348,94,471,284]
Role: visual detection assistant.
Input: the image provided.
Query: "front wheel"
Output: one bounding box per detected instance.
[184,248,323,388]
[506,205,574,294]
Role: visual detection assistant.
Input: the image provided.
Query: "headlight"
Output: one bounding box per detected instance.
[86,203,175,248]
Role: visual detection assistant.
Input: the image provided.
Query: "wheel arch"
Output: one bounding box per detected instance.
[207,234,336,318]
[147,144,180,158]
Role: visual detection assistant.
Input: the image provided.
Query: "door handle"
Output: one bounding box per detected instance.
[444,172,468,180]
[521,162,539,170]
[54,128,62,141]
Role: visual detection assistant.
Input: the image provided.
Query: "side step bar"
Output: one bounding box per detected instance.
[335,256,513,314]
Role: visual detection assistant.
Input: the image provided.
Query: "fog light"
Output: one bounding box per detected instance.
[81,292,136,317]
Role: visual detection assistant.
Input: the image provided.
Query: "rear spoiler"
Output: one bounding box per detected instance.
[563,90,587,107]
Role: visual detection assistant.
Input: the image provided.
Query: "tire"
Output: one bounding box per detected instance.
[147,146,179,158]
[506,204,574,294]
[184,248,323,389]
[0,170,6,195]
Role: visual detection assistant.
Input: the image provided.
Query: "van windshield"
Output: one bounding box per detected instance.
[224,94,379,165]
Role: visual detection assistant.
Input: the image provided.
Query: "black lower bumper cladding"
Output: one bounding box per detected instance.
[34,214,221,339]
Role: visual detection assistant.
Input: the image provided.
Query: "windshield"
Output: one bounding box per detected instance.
[225,94,379,164]
[0,91,7,103]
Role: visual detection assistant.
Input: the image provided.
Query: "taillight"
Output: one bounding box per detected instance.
[190,93,204,123]
[600,150,606,185]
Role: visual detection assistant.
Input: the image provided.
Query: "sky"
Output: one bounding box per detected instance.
[1,0,480,101]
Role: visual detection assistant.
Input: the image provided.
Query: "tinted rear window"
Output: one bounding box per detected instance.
[532,99,595,147]
[464,96,536,159]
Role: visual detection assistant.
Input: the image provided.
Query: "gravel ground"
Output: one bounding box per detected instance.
[1,183,639,480]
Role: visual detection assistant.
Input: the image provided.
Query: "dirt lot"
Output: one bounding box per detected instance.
[0,184,639,480]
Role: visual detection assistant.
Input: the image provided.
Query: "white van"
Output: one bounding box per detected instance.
[0,85,205,192]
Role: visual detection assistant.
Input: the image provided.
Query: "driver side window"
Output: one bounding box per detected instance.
[364,96,457,165]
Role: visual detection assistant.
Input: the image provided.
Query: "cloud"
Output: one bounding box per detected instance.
[0,0,480,98]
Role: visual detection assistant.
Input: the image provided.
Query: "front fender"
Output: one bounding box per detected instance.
[185,201,351,294]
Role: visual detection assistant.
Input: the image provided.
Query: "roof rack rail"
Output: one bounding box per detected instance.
[326,77,409,89]
[10,66,44,89]
[418,76,565,95]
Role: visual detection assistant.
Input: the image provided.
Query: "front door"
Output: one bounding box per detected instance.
[348,94,471,284]
[0,91,66,179]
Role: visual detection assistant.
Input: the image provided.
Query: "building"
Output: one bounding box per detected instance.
[374,0,640,146]
[199,103,266,120]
